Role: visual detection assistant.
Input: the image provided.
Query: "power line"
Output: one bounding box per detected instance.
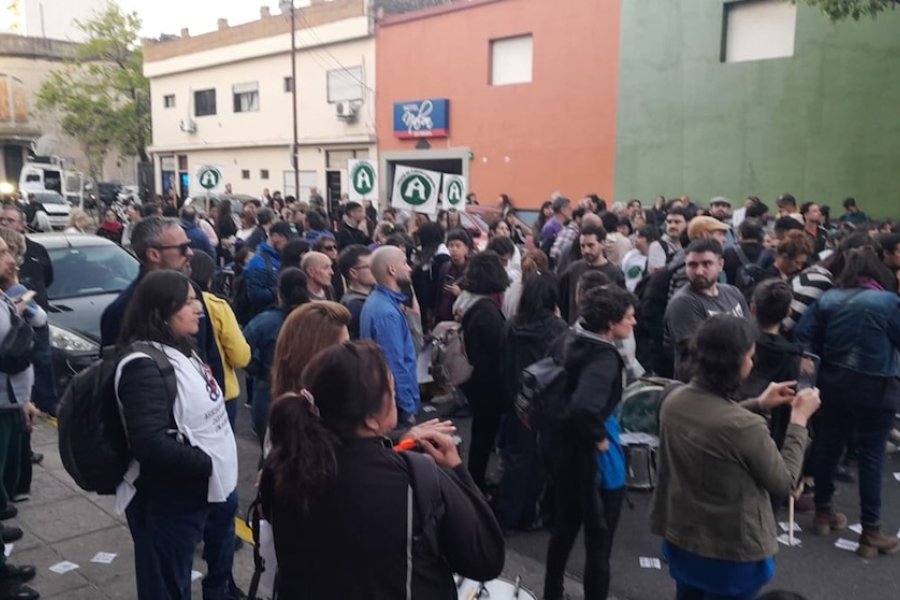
[292,9,375,94]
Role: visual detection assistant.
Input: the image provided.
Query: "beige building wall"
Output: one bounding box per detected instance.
[145,0,376,203]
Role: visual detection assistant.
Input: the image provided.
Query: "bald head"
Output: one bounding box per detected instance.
[581,212,603,229]
[301,251,329,274]
[301,251,333,291]
[371,245,411,289]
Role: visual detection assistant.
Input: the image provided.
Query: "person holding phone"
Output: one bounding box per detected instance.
[651,315,821,600]
[795,247,900,557]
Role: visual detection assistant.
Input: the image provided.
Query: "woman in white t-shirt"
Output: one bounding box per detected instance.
[115,270,238,600]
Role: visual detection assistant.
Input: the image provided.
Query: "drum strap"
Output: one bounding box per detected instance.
[406,484,414,600]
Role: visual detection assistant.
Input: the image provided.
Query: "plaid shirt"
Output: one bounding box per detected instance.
[550,222,580,263]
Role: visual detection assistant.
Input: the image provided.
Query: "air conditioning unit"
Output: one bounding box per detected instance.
[179,119,197,133]
[335,101,359,121]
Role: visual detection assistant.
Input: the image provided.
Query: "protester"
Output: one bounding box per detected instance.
[795,247,900,556]
[115,270,238,600]
[280,238,311,271]
[550,207,585,271]
[435,228,472,323]
[95,209,124,245]
[839,197,868,228]
[723,218,766,285]
[497,272,568,532]
[763,230,813,282]
[647,207,687,272]
[621,225,657,292]
[300,251,335,302]
[534,201,554,240]
[650,315,821,600]
[410,222,450,331]
[189,252,250,428]
[335,202,373,249]
[337,245,375,339]
[558,224,625,323]
[304,210,333,245]
[664,239,748,380]
[540,197,572,251]
[64,209,91,234]
[487,236,521,319]
[177,207,214,257]
[243,268,311,444]
[260,341,504,598]
[360,246,420,426]
[800,202,828,256]
[544,285,636,600]
[454,251,509,492]
[313,236,344,299]
[243,221,295,317]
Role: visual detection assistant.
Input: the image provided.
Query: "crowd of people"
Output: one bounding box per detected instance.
[0,183,895,600]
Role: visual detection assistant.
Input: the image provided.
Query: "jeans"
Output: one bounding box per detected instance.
[468,400,503,492]
[16,428,31,496]
[224,399,237,431]
[126,487,237,600]
[31,325,57,415]
[544,443,625,600]
[675,584,758,600]
[251,384,272,450]
[0,411,23,513]
[813,381,897,525]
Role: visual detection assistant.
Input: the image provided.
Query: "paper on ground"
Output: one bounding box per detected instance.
[777,534,802,547]
[893,472,900,482]
[3,544,11,558]
[849,523,863,534]
[639,557,662,569]
[778,521,801,533]
[49,561,79,574]
[191,570,203,582]
[834,538,859,552]
[90,552,117,564]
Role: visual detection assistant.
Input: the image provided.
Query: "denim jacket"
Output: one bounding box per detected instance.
[794,287,900,378]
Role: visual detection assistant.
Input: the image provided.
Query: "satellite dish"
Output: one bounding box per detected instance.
[33,134,59,157]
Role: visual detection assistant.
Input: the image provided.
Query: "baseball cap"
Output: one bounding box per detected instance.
[688,216,730,240]
[709,196,731,207]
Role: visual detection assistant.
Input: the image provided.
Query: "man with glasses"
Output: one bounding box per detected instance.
[337,245,375,339]
[314,236,344,300]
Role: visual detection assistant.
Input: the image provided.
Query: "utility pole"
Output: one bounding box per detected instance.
[280,0,300,200]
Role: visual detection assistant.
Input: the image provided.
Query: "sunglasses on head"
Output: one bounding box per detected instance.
[152,242,191,255]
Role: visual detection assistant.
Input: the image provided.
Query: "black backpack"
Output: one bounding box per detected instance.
[515,356,568,433]
[57,343,177,495]
[0,303,36,375]
[733,245,767,300]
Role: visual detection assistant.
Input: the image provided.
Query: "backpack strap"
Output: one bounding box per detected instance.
[128,343,178,407]
[245,493,268,600]
[400,451,445,558]
[733,244,750,267]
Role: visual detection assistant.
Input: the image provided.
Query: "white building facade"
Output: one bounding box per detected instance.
[144,0,376,205]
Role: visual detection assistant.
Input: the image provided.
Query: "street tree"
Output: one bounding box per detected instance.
[36,3,149,180]
[801,0,900,20]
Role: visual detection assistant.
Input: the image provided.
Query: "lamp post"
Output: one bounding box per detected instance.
[280,0,300,201]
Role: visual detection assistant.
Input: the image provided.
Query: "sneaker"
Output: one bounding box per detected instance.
[857,527,900,558]
[10,495,28,504]
[0,582,39,600]
[0,507,17,521]
[0,564,36,583]
[813,510,848,536]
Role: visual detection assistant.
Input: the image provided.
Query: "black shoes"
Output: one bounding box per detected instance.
[28,454,42,466]
[0,525,23,544]
[0,583,38,600]
[0,507,17,521]
[0,565,35,584]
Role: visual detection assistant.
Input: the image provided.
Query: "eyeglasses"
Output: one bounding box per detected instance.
[152,242,191,255]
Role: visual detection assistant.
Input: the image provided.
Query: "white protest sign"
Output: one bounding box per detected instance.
[194,165,225,193]
[391,165,441,215]
[348,159,378,201]
[441,173,467,212]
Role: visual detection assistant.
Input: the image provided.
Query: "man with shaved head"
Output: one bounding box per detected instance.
[360,246,419,423]
[300,251,335,301]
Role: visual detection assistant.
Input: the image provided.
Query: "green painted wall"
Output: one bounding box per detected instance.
[614,1,900,218]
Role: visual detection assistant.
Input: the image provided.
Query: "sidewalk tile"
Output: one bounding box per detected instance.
[51,527,135,584]
[17,496,118,544]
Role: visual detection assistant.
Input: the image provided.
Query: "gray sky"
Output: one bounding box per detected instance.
[122,1,276,38]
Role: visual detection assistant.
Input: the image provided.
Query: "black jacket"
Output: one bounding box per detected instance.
[117,354,212,496]
[20,238,53,311]
[459,298,505,410]
[500,315,569,410]
[335,221,373,250]
[550,326,625,446]
[260,437,504,599]
[723,242,764,286]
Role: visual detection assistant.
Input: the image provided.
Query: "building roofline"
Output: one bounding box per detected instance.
[0,34,78,61]
[377,0,507,27]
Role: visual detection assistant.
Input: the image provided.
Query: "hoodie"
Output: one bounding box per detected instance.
[549,322,625,446]
[500,315,569,410]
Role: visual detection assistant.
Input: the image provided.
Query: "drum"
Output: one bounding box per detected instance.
[455,576,538,600]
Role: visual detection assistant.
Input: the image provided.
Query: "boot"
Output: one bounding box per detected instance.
[857,526,900,558]
[813,509,848,536]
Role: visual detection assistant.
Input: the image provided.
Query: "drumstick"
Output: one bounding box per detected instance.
[393,438,417,452]
[789,496,795,546]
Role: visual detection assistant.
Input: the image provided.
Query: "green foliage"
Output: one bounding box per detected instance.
[800,0,900,20]
[35,2,149,179]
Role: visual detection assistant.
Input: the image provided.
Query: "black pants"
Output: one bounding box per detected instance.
[467,398,503,492]
[497,413,546,531]
[544,445,625,600]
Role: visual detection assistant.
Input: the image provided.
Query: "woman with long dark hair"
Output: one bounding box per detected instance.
[795,247,900,557]
[260,341,504,598]
[242,268,312,445]
[454,251,510,491]
[651,315,820,600]
[497,272,568,531]
[411,222,450,332]
[115,270,238,600]
[534,201,554,241]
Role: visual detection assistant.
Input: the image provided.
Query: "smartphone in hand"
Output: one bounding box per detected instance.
[798,352,820,391]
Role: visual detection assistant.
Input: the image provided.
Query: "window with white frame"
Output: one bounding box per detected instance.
[723,0,797,63]
[233,82,260,113]
[283,170,318,201]
[327,66,364,103]
[491,35,533,86]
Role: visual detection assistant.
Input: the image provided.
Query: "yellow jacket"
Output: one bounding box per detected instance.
[203,292,251,401]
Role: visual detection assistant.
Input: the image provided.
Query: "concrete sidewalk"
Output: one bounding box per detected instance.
[10,418,255,599]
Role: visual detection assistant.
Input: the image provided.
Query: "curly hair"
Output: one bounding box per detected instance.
[461,250,510,295]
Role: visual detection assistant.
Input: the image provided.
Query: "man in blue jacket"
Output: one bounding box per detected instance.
[180,206,216,258]
[242,221,295,319]
[360,246,419,424]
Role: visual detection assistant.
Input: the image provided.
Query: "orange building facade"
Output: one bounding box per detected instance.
[375,0,621,211]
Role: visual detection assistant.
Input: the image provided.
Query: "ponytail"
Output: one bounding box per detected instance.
[265,391,338,510]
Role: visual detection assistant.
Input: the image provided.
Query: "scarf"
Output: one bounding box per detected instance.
[452,290,488,319]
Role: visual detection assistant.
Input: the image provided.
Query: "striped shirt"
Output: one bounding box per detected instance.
[783,265,833,333]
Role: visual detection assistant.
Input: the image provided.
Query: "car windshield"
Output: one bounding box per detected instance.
[33,193,65,205]
[459,212,488,231]
[47,244,139,300]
